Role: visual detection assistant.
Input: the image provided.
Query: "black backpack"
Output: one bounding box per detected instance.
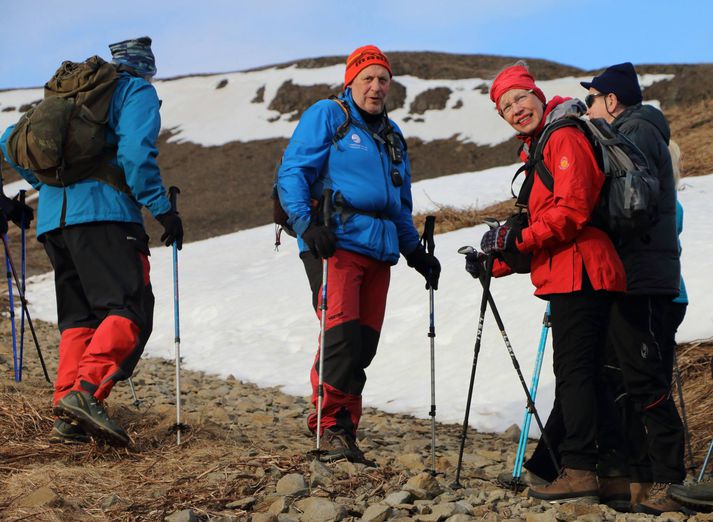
[514,111,660,239]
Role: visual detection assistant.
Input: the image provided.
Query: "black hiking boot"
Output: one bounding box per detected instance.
[319,427,366,463]
[49,419,91,444]
[55,390,129,447]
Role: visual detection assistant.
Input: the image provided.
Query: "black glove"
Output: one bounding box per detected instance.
[481,224,518,254]
[157,211,184,249]
[302,223,337,259]
[0,210,7,235]
[465,251,487,279]
[7,195,34,228]
[406,246,441,290]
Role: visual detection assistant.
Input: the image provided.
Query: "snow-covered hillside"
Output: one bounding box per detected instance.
[0,65,672,147]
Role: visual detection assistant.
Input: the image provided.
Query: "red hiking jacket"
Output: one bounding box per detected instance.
[494,97,626,297]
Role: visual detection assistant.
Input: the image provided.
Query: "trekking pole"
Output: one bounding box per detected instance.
[511,304,551,485]
[127,377,142,409]
[315,188,334,458]
[1,234,51,382]
[672,349,695,471]
[18,189,27,381]
[420,215,438,476]
[168,186,185,445]
[480,276,560,475]
[698,438,713,483]
[4,234,19,380]
[451,249,495,489]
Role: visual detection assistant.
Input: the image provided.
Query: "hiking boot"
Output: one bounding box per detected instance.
[633,482,683,515]
[318,427,364,462]
[630,482,653,505]
[669,481,713,513]
[528,468,599,503]
[599,476,631,512]
[497,469,549,490]
[48,419,90,444]
[55,390,129,447]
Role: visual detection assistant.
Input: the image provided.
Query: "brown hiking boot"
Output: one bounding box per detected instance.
[528,468,599,503]
[630,482,653,505]
[634,482,683,515]
[599,476,631,511]
[318,427,365,462]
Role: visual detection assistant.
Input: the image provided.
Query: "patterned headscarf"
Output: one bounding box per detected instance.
[108,36,157,79]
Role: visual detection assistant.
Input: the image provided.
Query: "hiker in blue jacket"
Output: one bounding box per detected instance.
[277,45,440,462]
[1,36,183,446]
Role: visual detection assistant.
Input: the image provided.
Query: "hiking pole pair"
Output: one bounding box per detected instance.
[452,244,560,487]
[315,188,334,457]
[511,304,550,487]
[420,215,438,476]
[1,233,51,382]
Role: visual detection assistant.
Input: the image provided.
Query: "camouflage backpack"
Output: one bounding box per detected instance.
[6,55,129,193]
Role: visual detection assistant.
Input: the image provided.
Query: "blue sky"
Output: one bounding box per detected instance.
[1,0,711,89]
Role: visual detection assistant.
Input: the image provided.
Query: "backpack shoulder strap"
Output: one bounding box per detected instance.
[328,96,352,144]
[529,117,589,193]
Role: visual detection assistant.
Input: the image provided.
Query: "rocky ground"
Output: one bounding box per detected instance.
[1,316,712,521]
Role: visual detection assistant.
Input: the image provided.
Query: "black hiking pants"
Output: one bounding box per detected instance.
[607,294,685,484]
[546,280,614,472]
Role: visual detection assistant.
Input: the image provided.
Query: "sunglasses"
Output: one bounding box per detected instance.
[585,93,606,108]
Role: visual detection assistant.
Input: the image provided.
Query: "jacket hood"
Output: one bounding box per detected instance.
[614,103,671,143]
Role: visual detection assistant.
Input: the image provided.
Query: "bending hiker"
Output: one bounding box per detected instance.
[581,63,685,514]
[466,62,626,502]
[1,36,183,446]
[277,45,440,462]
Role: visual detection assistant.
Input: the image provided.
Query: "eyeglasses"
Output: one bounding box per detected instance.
[499,90,534,117]
[585,93,606,108]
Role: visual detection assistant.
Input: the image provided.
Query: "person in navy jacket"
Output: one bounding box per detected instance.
[277,45,440,462]
[1,37,183,446]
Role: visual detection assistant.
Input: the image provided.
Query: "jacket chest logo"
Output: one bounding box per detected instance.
[348,132,368,151]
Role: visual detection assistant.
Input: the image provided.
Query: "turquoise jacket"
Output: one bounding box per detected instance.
[673,199,688,304]
[1,73,171,237]
[276,89,419,264]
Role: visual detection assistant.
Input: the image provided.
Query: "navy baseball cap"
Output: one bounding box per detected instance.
[580,62,642,106]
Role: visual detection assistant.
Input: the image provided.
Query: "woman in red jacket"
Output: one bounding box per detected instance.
[472,63,626,502]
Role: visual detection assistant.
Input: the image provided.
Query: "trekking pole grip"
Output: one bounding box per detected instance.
[168,186,180,213]
[423,215,436,255]
[322,188,333,226]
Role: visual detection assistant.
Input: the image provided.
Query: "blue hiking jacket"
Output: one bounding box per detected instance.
[276,89,420,264]
[1,73,171,238]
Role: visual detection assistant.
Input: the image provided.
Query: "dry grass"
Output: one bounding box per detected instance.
[0,377,404,521]
[675,339,713,468]
[412,199,520,236]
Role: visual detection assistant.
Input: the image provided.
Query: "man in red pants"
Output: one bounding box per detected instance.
[277,45,440,461]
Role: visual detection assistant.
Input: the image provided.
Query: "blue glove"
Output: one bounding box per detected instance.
[481,225,517,254]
